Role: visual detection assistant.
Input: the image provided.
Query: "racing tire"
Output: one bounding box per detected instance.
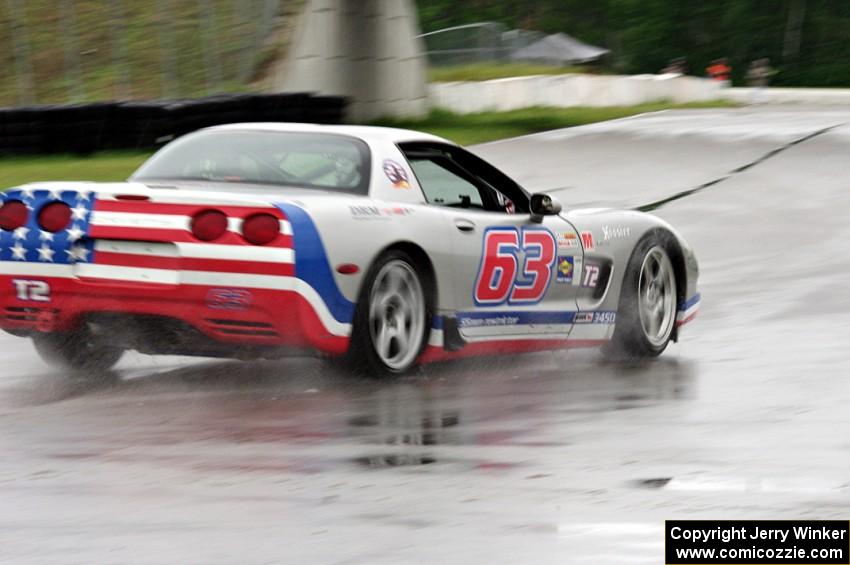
[348,250,432,377]
[605,234,678,360]
[32,329,124,374]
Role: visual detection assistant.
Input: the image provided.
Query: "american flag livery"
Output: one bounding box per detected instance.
[1,187,293,285]
[0,183,363,360]
[0,186,356,353]
[86,195,293,284]
[0,188,95,266]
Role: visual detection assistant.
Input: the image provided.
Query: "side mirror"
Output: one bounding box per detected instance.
[529,193,562,223]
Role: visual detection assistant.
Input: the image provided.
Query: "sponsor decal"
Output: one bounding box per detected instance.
[557,232,579,249]
[206,288,253,311]
[574,312,593,324]
[581,263,600,288]
[459,315,520,328]
[349,205,414,219]
[574,311,617,324]
[350,205,386,219]
[556,256,574,283]
[382,159,410,189]
[580,231,595,251]
[601,225,631,241]
[458,310,574,328]
[385,206,414,216]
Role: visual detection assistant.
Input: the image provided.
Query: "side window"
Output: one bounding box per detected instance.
[399,142,529,214]
[408,158,483,208]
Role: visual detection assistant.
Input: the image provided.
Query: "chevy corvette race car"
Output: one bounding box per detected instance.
[0,123,699,376]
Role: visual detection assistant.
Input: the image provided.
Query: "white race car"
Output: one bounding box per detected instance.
[0,124,699,376]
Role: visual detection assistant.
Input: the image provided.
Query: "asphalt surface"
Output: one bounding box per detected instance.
[1,107,849,564]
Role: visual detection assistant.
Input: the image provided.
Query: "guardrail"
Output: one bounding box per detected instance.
[0,93,347,156]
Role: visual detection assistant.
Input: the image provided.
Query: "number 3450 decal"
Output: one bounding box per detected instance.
[474,227,556,305]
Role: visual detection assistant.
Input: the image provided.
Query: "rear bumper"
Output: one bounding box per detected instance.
[0,274,351,356]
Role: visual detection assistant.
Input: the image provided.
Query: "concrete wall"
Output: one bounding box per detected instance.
[271,0,428,120]
[721,87,850,105]
[428,74,724,113]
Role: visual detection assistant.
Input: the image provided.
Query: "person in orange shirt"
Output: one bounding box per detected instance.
[706,58,732,86]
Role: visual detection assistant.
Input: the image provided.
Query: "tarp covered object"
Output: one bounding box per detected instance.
[510,32,609,64]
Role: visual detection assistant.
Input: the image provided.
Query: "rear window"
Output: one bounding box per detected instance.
[132,130,371,193]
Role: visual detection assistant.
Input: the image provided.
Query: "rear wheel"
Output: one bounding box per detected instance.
[606,237,678,359]
[32,328,124,374]
[349,250,431,377]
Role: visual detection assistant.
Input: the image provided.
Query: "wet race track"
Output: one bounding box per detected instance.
[1,107,849,564]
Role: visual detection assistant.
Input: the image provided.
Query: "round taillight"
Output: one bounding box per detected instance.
[0,200,29,231]
[242,213,280,246]
[191,210,228,241]
[38,201,72,232]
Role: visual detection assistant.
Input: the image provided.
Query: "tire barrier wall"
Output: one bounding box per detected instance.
[0,93,347,156]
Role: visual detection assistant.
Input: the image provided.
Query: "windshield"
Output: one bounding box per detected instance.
[132,130,371,193]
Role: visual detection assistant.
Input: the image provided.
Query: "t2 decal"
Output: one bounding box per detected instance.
[581,263,600,288]
[474,227,556,306]
[12,279,50,302]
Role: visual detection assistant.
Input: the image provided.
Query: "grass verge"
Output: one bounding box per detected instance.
[428,63,588,82]
[0,152,151,189]
[373,101,737,145]
[0,101,737,188]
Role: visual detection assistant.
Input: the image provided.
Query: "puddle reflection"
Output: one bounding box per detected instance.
[2,350,697,474]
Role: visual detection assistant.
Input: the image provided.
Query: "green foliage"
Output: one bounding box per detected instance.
[418,0,850,87]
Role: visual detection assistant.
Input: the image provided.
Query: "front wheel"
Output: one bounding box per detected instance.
[32,329,124,374]
[349,250,431,377]
[606,237,678,360]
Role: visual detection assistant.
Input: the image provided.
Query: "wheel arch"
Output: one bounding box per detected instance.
[605,226,686,359]
[371,241,439,307]
[347,240,438,375]
[642,227,687,342]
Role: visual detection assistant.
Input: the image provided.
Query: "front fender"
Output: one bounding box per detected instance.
[563,209,699,321]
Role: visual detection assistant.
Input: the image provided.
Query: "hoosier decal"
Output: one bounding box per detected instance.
[602,225,631,241]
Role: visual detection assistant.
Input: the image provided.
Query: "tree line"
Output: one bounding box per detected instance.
[418,0,850,87]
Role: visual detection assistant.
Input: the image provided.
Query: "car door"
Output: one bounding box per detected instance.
[399,142,584,341]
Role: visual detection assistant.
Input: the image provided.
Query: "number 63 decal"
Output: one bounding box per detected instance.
[474,227,556,306]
